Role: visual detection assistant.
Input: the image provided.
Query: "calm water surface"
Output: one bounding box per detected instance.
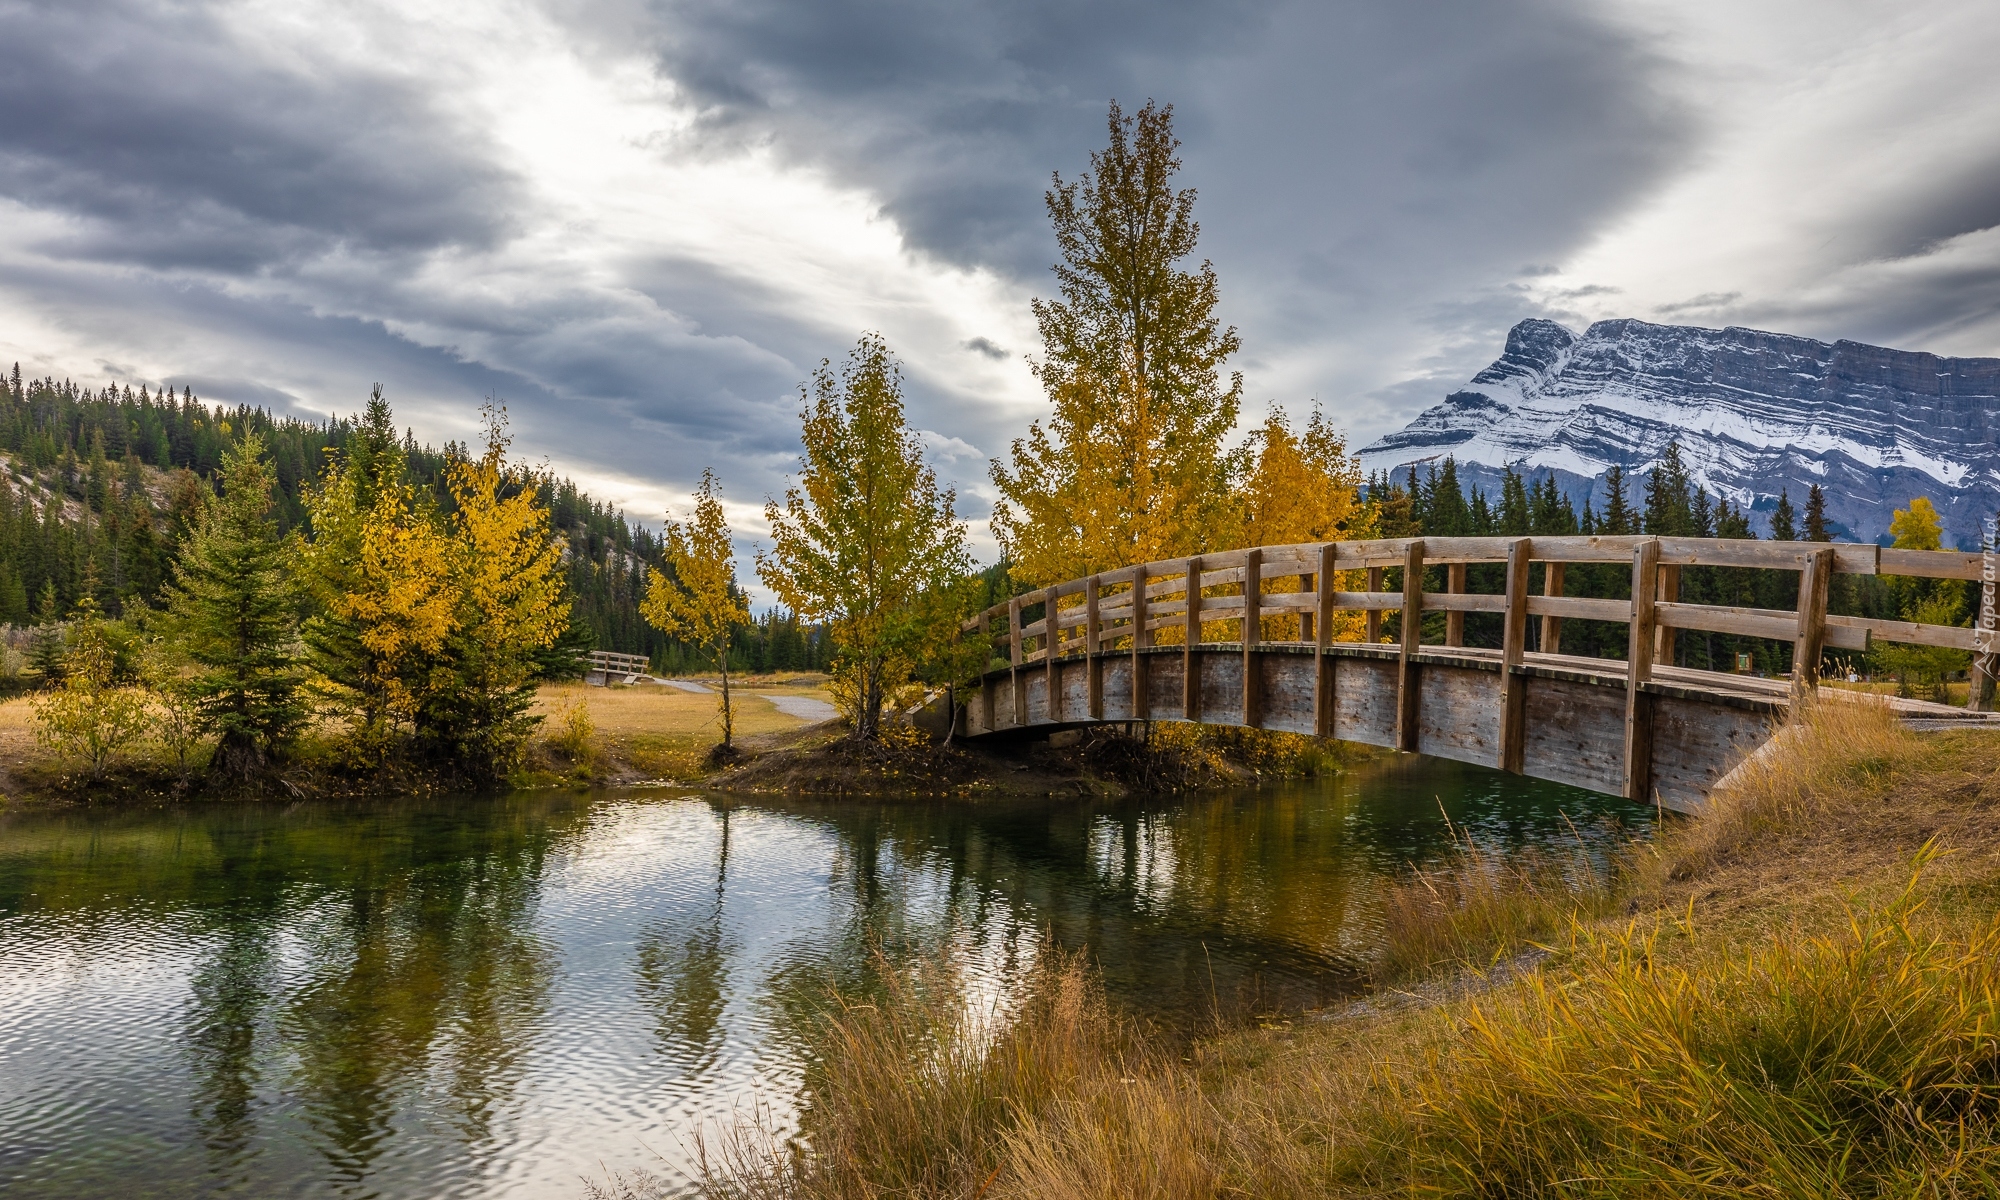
[0,756,1649,1198]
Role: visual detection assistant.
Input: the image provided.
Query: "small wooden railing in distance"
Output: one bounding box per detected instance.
[962,535,1997,797]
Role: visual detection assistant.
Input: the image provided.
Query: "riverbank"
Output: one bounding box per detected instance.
[659,698,2000,1200]
[0,672,1346,807]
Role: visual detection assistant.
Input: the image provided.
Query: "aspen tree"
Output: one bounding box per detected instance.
[991,100,1244,586]
[1238,406,1375,642]
[760,334,973,742]
[643,469,750,749]
[414,406,570,776]
[301,388,457,750]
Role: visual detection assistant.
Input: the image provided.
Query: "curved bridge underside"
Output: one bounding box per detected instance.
[956,536,1999,814]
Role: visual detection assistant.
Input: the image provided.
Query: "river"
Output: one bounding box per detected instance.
[0,756,1649,1198]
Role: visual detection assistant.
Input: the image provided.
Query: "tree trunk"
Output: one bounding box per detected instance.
[718,635,733,748]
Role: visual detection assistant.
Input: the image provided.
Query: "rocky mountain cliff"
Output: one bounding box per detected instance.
[1356,318,2000,548]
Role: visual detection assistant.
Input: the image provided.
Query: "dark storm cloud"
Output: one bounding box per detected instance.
[640,0,1692,435]
[0,0,519,273]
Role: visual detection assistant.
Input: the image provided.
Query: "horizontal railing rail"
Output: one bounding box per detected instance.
[961,535,1997,702]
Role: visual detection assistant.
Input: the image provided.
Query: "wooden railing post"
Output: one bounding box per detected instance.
[1655,564,1681,666]
[1623,539,1660,803]
[1315,542,1337,738]
[1396,540,1425,752]
[1184,557,1204,720]
[1242,548,1262,728]
[1540,561,1565,655]
[1365,566,1384,643]
[1009,596,1024,729]
[1131,564,1150,724]
[1793,548,1833,696]
[1085,574,1102,720]
[1445,561,1467,647]
[1498,538,1531,774]
[1045,588,1060,722]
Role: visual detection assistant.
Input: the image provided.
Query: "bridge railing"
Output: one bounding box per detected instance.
[962,535,1997,707]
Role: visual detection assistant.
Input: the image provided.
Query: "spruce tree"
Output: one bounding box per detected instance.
[1770,489,1797,542]
[163,431,305,780]
[1803,483,1830,541]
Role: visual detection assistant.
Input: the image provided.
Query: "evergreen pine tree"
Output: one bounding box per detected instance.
[1600,466,1633,534]
[163,431,305,780]
[1771,490,1797,542]
[1804,483,1831,541]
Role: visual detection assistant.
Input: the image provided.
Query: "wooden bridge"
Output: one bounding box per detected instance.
[958,536,1999,812]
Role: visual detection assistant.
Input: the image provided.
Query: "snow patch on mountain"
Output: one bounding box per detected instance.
[1356,318,2000,548]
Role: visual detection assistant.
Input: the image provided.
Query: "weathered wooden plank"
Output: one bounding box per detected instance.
[1423,592,1509,613]
[1526,594,1632,623]
[1316,543,1337,738]
[1837,614,1980,651]
[1445,562,1467,647]
[1397,540,1426,752]
[1333,655,1399,747]
[1540,560,1565,654]
[1254,652,1317,735]
[1499,537,1531,774]
[1184,555,1204,720]
[1364,566,1384,644]
[1243,548,1263,729]
[1881,547,1985,581]
[1654,601,1865,650]
[1200,653,1246,726]
[1010,596,1025,731]
[1415,664,1503,764]
[1624,539,1660,803]
[1131,564,1150,721]
[1085,574,1102,719]
[1655,564,1680,664]
[1647,694,1772,815]
[1099,656,1133,722]
[1793,547,1832,687]
[1656,537,1877,575]
[1328,591,1407,611]
[1147,649,1183,718]
[1520,675,1628,796]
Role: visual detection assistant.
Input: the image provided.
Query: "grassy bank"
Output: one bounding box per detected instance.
[0,674,840,804]
[629,699,2000,1199]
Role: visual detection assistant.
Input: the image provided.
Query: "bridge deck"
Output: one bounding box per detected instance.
[958,534,1999,812]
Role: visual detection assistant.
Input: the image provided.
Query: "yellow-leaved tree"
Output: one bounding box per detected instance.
[760,334,975,742]
[990,100,1243,587]
[1874,495,1969,700]
[32,595,149,780]
[1237,406,1376,642]
[413,406,572,776]
[643,469,750,750]
[301,387,458,753]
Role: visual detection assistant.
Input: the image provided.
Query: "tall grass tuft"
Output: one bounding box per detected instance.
[700,948,1141,1200]
[1392,856,2000,1197]
[1656,693,1920,882]
[1375,826,1621,982]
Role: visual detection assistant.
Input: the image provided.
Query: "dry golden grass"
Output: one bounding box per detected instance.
[531,676,837,780]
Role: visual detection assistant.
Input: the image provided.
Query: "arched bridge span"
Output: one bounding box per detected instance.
[957,536,1998,813]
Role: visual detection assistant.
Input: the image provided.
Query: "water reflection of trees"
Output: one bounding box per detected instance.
[0,795,584,1190]
[741,758,1641,1024]
[634,809,734,1081]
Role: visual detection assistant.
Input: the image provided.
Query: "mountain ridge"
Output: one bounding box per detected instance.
[1356,317,2000,548]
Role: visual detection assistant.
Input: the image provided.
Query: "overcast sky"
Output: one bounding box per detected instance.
[3,0,1998,573]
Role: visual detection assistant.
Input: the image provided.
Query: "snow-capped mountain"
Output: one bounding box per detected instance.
[1356,318,2000,548]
